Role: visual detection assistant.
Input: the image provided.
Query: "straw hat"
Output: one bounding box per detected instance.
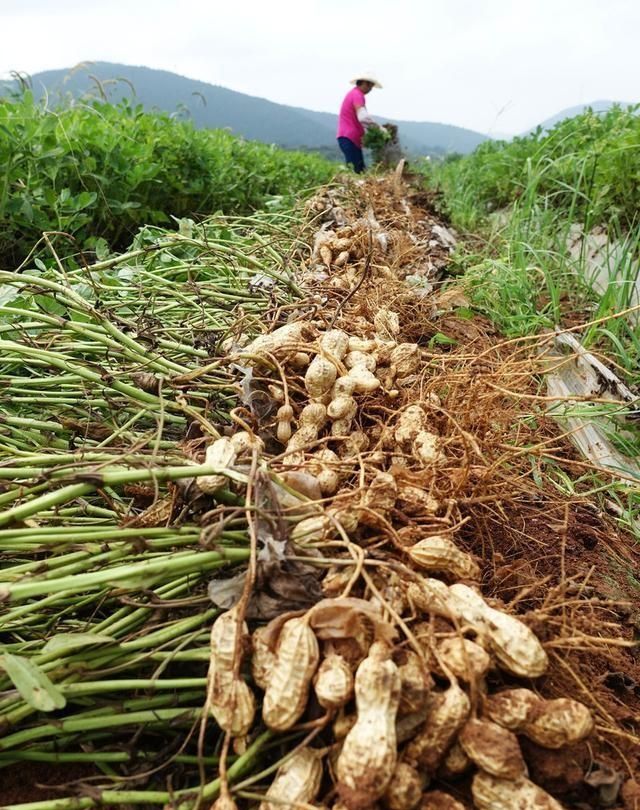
[350,72,382,89]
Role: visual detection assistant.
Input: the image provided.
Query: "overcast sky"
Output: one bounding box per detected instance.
[2,0,639,135]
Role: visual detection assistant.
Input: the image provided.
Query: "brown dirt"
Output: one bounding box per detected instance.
[0,762,97,804]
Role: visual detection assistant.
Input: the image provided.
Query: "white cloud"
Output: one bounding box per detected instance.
[2,0,639,134]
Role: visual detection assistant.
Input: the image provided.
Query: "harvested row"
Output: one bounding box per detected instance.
[0,175,638,809]
[202,177,638,809]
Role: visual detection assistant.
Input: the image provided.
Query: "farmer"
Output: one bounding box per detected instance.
[337,72,383,174]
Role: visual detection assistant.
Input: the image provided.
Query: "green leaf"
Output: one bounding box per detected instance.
[428,332,458,347]
[41,632,115,656]
[1,653,66,712]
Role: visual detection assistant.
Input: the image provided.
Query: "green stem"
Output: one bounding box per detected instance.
[0,462,246,527]
[0,707,200,750]
[0,547,248,602]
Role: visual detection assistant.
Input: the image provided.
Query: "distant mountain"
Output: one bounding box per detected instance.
[526,100,637,134]
[1,62,488,157]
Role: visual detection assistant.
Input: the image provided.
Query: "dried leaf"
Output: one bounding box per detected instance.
[584,765,623,807]
[208,571,247,609]
[308,597,397,642]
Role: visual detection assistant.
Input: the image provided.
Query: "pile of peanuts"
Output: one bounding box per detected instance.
[201,204,596,809]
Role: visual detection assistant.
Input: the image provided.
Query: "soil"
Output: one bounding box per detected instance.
[0,762,97,804]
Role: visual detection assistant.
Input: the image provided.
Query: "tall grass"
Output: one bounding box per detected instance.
[424,104,640,530]
[427,106,640,382]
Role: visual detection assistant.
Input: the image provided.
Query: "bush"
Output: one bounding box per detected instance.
[429,105,640,231]
[0,92,335,266]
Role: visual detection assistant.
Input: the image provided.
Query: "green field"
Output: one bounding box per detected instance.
[0,91,334,267]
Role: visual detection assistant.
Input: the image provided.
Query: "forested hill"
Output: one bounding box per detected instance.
[2,62,489,157]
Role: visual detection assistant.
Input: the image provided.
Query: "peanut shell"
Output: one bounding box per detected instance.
[384,762,422,810]
[472,772,564,810]
[404,682,470,773]
[458,718,526,779]
[251,626,275,690]
[345,350,377,373]
[263,616,320,731]
[347,365,381,393]
[320,329,349,360]
[337,642,401,809]
[199,437,237,493]
[448,584,548,678]
[420,792,467,810]
[394,405,428,445]
[300,402,328,428]
[208,607,255,736]
[483,688,540,730]
[436,637,490,684]
[242,322,310,358]
[259,747,323,810]
[397,650,433,715]
[374,308,400,338]
[314,653,354,709]
[524,697,594,748]
[389,343,421,377]
[305,355,338,398]
[408,536,480,581]
[439,740,471,778]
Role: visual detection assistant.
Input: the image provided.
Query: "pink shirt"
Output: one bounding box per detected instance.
[337,87,366,148]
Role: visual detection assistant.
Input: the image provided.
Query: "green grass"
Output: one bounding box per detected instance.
[423,104,640,532]
[425,106,640,381]
[431,104,640,231]
[0,91,335,267]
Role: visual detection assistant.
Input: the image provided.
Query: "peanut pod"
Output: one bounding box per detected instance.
[420,792,467,810]
[320,329,349,360]
[314,653,354,709]
[407,536,480,581]
[199,437,237,493]
[394,405,428,445]
[337,642,401,809]
[276,404,294,444]
[389,343,421,377]
[305,354,338,399]
[412,430,443,466]
[449,584,549,678]
[347,365,381,393]
[404,682,470,773]
[345,350,377,373]
[263,616,320,731]
[373,308,400,338]
[435,637,491,685]
[458,718,526,780]
[251,626,275,690]
[241,322,311,358]
[397,650,433,716]
[439,740,471,778]
[259,747,323,810]
[472,772,564,810]
[383,762,423,810]
[208,607,255,736]
[484,689,593,748]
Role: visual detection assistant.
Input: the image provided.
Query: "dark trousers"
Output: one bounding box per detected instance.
[337,137,365,173]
